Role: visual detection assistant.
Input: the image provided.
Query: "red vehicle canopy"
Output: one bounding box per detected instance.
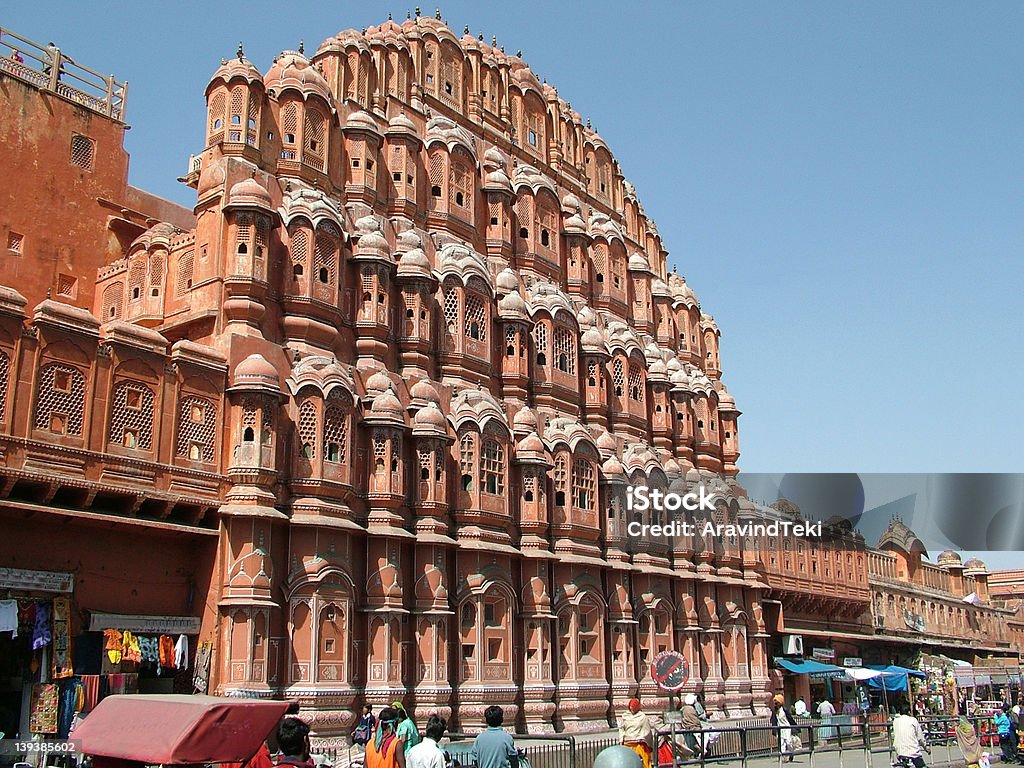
[73,694,292,766]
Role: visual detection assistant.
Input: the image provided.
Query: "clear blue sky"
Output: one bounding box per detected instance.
[5,2,1023,481]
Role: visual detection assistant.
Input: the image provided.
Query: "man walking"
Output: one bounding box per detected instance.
[995,703,1024,765]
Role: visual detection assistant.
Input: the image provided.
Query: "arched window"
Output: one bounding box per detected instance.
[482,439,504,495]
[297,399,318,460]
[553,455,568,507]
[459,433,475,492]
[208,92,225,136]
[533,322,548,367]
[628,364,644,402]
[281,103,298,156]
[554,327,576,374]
[464,294,486,341]
[572,458,595,512]
[323,392,349,464]
[612,359,625,397]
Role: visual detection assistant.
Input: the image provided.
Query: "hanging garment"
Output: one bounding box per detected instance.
[121,630,142,663]
[0,599,17,637]
[31,601,51,650]
[82,675,101,712]
[158,635,176,670]
[174,634,189,669]
[103,629,123,664]
[139,635,159,665]
[18,600,36,630]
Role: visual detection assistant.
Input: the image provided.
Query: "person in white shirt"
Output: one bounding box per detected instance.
[405,715,447,768]
[816,698,837,741]
[892,705,930,768]
[794,697,809,718]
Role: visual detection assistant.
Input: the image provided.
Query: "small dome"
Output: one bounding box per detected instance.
[264,51,331,103]
[414,401,447,428]
[370,386,403,417]
[346,110,381,133]
[232,353,281,390]
[365,370,393,397]
[207,55,264,93]
[409,378,441,403]
[596,431,618,453]
[963,557,987,572]
[580,327,605,351]
[498,290,529,320]
[226,176,273,210]
[397,247,431,277]
[937,550,963,566]
[602,455,625,480]
[495,268,519,295]
[628,252,652,272]
[513,406,538,433]
[517,431,545,454]
[387,111,418,136]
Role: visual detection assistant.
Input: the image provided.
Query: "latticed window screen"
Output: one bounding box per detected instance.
[587,360,599,387]
[554,327,576,374]
[208,93,225,132]
[70,134,95,170]
[593,244,607,281]
[429,153,445,201]
[297,399,318,460]
[101,282,123,320]
[505,326,516,357]
[149,254,164,286]
[241,396,259,431]
[443,288,460,333]
[613,359,625,396]
[450,157,473,214]
[247,98,259,145]
[628,365,644,402]
[464,295,486,341]
[127,259,146,300]
[572,459,595,511]
[344,54,357,101]
[522,472,536,500]
[482,440,504,495]
[323,393,348,463]
[7,231,23,253]
[176,396,216,462]
[109,381,155,450]
[304,111,326,170]
[0,349,9,423]
[230,87,244,123]
[34,363,86,436]
[176,251,195,295]
[291,229,308,265]
[314,229,337,285]
[357,62,368,105]
[515,196,531,238]
[533,322,548,366]
[236,214,252,253]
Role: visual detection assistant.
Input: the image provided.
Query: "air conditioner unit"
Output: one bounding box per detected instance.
[782,635,804,656]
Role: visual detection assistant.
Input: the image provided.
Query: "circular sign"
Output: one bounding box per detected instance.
[651,650,689,692]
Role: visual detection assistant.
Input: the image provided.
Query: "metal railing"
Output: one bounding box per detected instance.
[320,715,1001,768]
[0,25,127,120]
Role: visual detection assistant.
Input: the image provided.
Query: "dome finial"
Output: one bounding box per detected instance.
[237,42,244,60]
[415,6,421,17]
[435,7,441,20]
[478,32,483,41]
[516,49,522,57]
[492,35,497,46]
[388,11,393,19]
[298,40,304,54]
[586,117,592,129]
[464,24,470,34]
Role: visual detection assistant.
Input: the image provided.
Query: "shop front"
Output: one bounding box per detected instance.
[0,566,212,752]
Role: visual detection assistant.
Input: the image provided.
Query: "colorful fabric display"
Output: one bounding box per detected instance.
[103,629,123,664]
[158,635,176,670]
[31,601,51,650]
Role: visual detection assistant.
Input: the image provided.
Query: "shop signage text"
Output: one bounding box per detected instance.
[88,612,200,634]
[844,657,863,667]
[812,647,836,661]
[0,567,74,593]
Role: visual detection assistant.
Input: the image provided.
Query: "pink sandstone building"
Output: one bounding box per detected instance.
[0,14,1021,747]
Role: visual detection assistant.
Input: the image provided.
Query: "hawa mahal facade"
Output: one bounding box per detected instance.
[1,12,1021,747]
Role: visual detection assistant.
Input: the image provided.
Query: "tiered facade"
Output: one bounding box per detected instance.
[4,14,1020,749]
